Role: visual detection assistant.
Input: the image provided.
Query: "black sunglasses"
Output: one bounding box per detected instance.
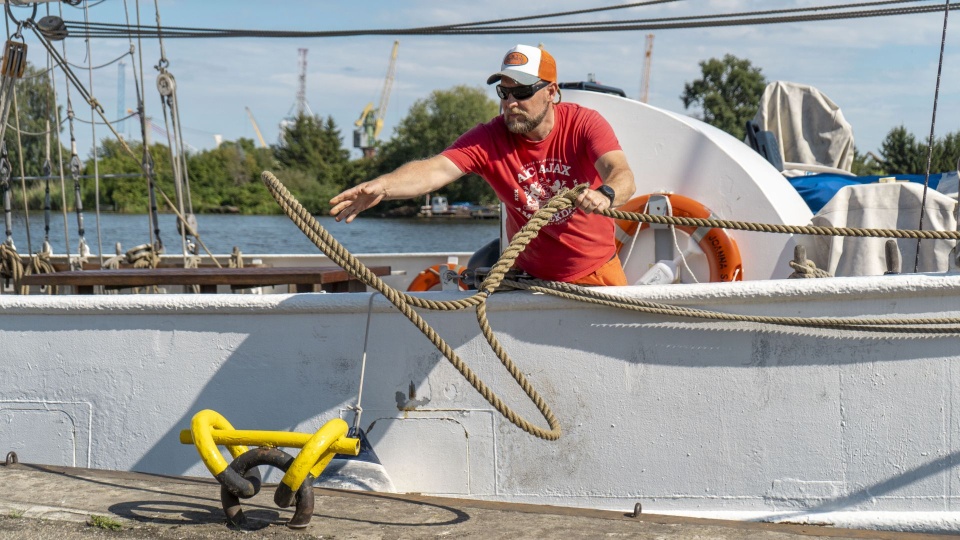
[496,80,550,101]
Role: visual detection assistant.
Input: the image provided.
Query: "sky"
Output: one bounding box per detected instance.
[10,0,960,164]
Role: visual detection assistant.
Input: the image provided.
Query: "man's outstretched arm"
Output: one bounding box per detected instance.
[329,155,464,223]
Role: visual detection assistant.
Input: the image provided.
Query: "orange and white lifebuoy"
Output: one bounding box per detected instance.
[407,263,469,292]
[614,193,743,282]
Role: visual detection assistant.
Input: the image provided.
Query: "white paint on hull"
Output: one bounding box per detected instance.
[2,274,960,532]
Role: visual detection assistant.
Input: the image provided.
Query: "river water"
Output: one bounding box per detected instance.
[5,213,501,256]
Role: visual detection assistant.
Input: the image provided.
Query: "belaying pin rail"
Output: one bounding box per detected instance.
[180,409,359,529]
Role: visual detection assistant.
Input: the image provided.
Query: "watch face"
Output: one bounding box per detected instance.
[599,185,615,203]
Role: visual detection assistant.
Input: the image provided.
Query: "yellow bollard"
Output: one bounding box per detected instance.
[182,410,361,529]
[281,418,350,494]
[272,419,353,508]
[189,409,249,478]
[183,410,359,481]
[179,428,360,456]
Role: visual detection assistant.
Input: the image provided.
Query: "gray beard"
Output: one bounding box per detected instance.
[505,104,549,134]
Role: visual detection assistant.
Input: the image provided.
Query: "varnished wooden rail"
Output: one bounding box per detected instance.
[20,266,390,294]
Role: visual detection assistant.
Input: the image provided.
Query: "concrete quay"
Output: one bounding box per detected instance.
[0,462,955,539]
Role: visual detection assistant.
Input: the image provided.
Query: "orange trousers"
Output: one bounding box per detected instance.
[571,255,627,286]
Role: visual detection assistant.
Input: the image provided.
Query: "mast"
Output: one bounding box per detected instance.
[639,34,654,104]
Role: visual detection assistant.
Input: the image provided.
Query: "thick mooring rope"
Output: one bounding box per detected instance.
[262,171,563,441]
[504,279,960,337]
[604,209,960,240]
[262,172,960,440]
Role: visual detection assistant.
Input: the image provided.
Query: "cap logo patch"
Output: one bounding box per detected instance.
[503,52,529,66]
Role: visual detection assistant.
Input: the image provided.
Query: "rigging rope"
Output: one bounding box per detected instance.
[1,0,221,268]
[134,0,162,254]
[150,0,200,263]
[40,120,51,249]
[61,58,91,267]
[4,118,66,136]
[22,4,199,268]
[69,110,137,125]
[59,1,957,39]
[449,0,924,30]
[3,15,30,255]
[65,49,128,71]
[914,0,951,272]
[11,93,28,254]
[411,0,683,31]
[79,0,105,267]
[48,40,71,262]
[0,144,14,249]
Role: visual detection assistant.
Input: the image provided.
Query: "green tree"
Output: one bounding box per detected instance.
[876,126,960,175]
[275,113,349,176]
[81,138,173,214]
[374,85,500,211]
[2,63,64,216]
[879,126,925,174]
[4,63,62,179]
[273,113,352,213]
[186,138,278,214]
[681,54,767,140]
[851,147,884,176]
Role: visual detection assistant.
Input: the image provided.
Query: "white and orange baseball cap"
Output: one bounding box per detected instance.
[486,44,557,86]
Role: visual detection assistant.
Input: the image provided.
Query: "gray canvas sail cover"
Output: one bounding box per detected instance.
[800,182,956,276]
[751,81,855,174]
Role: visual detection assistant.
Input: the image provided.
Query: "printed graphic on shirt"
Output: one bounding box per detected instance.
[514,158,578,223]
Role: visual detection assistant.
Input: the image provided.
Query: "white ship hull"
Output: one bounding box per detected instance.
[2,274,960,533]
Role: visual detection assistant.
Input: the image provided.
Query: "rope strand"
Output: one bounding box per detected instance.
[261,172,960,441]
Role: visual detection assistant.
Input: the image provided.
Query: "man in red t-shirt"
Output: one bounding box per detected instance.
[330,44,636,285]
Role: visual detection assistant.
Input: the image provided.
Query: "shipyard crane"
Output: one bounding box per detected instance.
[279,48,313,135]
[354,40,399,158]
[639,34,654,103]
[244,107,268,148]
[127,109,197,152]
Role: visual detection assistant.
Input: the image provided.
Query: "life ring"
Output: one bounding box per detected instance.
[614,194,743,282]
[407,263,469,292]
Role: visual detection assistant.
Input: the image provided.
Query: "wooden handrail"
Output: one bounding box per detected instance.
[20,266,390,294]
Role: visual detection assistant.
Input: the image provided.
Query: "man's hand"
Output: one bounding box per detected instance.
[329,180,386,223]
[329,156,464,223]
[575,188,612,214]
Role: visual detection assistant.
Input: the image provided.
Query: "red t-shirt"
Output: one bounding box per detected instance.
[442,103,622,282]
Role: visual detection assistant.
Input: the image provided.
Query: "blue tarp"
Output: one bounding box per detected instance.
[787,173,945,213]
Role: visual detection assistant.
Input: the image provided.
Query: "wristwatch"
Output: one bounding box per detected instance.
[597,185,616,206]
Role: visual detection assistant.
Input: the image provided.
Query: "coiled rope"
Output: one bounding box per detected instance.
[262,173,960,439]
[23,243,56,295]
[0,242,24,294]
